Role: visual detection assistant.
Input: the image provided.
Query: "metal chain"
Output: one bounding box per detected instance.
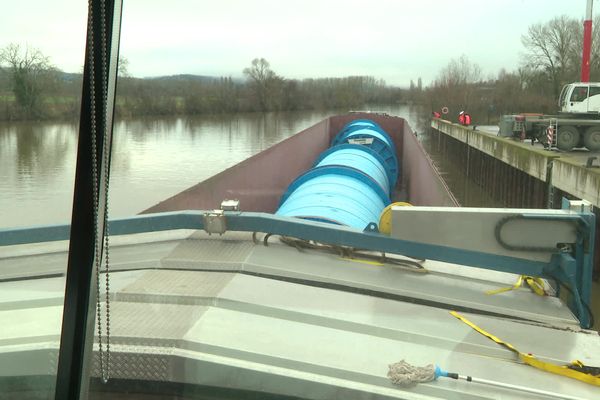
[99,0,111,384]
[86,3,100,375]
[88,0,111,384]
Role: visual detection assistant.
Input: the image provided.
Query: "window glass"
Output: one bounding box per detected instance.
[570,86,589,102]
[2,2,598,400]
[588,86,600,97]
[0,1,86,398]
[558,85,569,106]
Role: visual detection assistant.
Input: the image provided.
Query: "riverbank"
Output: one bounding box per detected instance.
[0,95,412,122]
[0,71,406,122]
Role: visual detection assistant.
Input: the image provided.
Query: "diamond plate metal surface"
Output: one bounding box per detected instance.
[188,231,250,241]
[119,270,233,298]
[91,351,170,381]
[106,301,207,340]
[47,349,59,375]
[160,259,244,271]
[162,237,255,269]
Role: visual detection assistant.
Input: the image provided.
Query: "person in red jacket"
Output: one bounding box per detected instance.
[464,113,472,125]
[432,111,441,118]
[458,111,472,126]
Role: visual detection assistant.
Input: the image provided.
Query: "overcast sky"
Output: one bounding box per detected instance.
[1,0,592,86]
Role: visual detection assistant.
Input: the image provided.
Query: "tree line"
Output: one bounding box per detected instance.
[419,15,600,124]
[2,14,597,122]
[0,47,403,121]
[116,59,401,117]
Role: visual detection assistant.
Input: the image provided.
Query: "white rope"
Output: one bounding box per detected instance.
[388,360,436,387]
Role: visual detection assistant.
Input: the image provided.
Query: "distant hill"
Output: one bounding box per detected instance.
[54,71,240,83]
[147,74,219,82]
[58,71,82,82]
[147,74,245,84]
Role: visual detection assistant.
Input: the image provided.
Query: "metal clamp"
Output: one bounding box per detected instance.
[203,210,227,235]
[221,199,240,211]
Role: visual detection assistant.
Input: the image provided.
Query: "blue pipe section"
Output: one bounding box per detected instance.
[332,120,399,187]
[314,144,390,195]
[276,168,388,228]
[338,118,383,132]
[276,119,399,230]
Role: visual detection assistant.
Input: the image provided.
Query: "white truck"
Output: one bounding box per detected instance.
[498,82,600,151]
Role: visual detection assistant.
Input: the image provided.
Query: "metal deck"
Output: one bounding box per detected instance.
[2,230,599,399]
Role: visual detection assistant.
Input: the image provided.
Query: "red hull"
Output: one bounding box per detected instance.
[143,113,458,214]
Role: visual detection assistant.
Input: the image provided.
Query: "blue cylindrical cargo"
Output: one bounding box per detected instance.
[333,120,393,149]
[276,168,388,228]
[314,144,390,195]
[338,119,383,134]
[331,121,398,187]
[276,118,399,231]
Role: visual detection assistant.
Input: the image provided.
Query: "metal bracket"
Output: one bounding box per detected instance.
[544,252,591,328]
[221,199,240,211]
[363,222,379,233]
[203,210,227,235]
[586,156,599,168]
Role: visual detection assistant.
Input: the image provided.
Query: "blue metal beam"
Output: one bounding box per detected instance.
[0,209,594,327]
[0,210,550,277]
[0,211,197,246]
[224,212,549,276]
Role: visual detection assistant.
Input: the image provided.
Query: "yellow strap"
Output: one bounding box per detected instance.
[339,257,384,266]
[450,311,521,353]
[485,275,546,296]
[572,359,585,368]
[524,276,547,296]
[449,311,600,387]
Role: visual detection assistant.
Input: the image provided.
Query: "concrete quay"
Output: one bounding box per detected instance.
[431,118,600,208]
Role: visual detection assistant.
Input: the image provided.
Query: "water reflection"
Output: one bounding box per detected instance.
[5,123,75,180]
[1,106,419,228]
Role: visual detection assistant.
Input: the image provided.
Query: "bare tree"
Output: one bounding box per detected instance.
[118,55,130,78]
[433,55,482,113]
[521,16,579,97]
[0,43,53,117]
[243,58,282,111]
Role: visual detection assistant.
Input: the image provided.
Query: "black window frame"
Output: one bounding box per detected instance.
[54,1,123,399]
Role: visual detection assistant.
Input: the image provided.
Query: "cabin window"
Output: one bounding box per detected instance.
[589,86,600,98]
[570,86,589,102]
[559,85,569,106]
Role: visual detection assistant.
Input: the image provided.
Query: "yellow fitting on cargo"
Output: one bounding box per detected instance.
[379,202,412,235]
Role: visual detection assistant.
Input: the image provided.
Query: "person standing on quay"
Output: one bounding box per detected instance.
[458,111,471,125]
[464,112,472,125]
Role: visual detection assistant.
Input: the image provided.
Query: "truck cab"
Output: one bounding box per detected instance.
[559,82,600,114]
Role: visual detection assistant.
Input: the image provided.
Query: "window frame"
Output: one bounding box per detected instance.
[54,1,123,399]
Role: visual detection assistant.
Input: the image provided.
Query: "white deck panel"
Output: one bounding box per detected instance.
[1,231,599,399]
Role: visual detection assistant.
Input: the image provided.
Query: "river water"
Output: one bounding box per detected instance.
[0,105,425,228]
